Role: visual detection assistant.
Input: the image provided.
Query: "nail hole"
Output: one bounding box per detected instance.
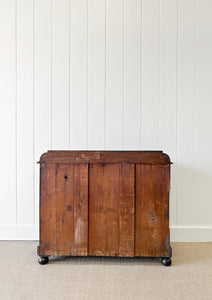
[64,175,68,180]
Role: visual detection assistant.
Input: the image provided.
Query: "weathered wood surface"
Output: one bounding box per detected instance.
[55,163,74,256]
[39,163,57,255]
[88,164,120,256]
[39,151,171,258]
[39,150,171,165]
[39,163,88,256]
[135,164,171,257]
[88,163,135,256]
[119,164,135,256]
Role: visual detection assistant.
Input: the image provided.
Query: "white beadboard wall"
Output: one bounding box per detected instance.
[0,0,212,242]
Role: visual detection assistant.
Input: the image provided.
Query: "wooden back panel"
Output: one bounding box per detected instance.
[88,163,135,256]
[39,151,171,258]
[39,163,88,256]
[135,164,171,257]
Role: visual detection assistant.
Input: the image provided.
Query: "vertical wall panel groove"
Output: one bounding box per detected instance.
[15,0,17,225]
[195,0,212,226]
[105,0,123,149]
[86,0,89,149]
[87,0,105,149]
[33,0,35,225]
[194,0,198,227]
[50,0,52,150]
[159,0,177,227]
[141,0,160,149]
[34,0,52,225]
[175,0,179,227]
[17,0,34,225]
[104,0,106,150]
[158,0,161,151]
[123,0,141,150]
[177,0,196,227]
[140,0,143,149]
[70,0,88,149]
[51,0,69,149]
[122,0,124,150]
[0,0,17,224]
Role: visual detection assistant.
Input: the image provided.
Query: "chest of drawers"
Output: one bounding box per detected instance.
[37,151,172,266]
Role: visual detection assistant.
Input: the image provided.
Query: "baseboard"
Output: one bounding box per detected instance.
[0,225,39,240]
[170,227,212,242]
[0,225,211,242]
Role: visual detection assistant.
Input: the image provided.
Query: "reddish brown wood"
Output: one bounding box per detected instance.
[135,164,171,257]
[39,150,171,165]
[88,164,120,256]
[38,151,172,260]
[39,163,57,255]
[103,164,120,255]
[55,163,74,255]
[88,164,105,255]
[73,164,88,255]
[119,164,135,256]
[39,163,88,256]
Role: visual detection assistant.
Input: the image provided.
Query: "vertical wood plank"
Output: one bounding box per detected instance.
[55,164,74,255]
[52,0,69,149]
[135,164,170,257]
[177,0,196,226]
[16,0,34,225]
[39,163,57,255]
[34,0,52,225]
[73,164,88,255]
[196,0,212,226]
[119,164,135,256]
[89,163,119,255]
[70,0,87,149]
[0,0,16,224]
[103,164,119,255]
[89,164,105,254]
[141,0,160,149]
[55,163,88,255]
[123,0,141,150]
[159,0,177,227]
[105,0,123,149]
[88,0,105,149]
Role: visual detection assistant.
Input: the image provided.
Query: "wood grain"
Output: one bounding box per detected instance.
[39,151,171,259]
[103,164,119,255]
[40,163,88,256]
[89,164,120,255]
[135,164,171,257]
[119,164,135,256]
[55,163,74,255]
[73,164,88,255]
[55,163,88,255]
[39,150,171,165]
[39,163,57,255]
[88,164,105,255]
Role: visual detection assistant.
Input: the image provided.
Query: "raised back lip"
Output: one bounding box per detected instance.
[38,150,172,165]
